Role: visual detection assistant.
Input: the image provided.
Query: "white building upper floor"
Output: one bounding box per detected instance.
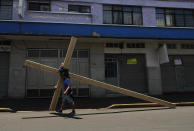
[0,0,194,28]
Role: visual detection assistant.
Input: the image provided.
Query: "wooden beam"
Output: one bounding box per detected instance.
[49,36,77,111]
[70,73,175,108]
[24,60,176,108]
[63,36,77,68]
[49,77,63,111]
[24,60,58,74]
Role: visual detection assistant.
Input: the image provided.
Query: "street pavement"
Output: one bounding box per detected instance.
[0,106,194,131]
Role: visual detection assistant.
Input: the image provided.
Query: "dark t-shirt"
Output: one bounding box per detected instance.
[63,78,72,95]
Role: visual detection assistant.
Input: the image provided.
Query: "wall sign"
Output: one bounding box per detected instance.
[174,59,182,65]
[127,58,137,64]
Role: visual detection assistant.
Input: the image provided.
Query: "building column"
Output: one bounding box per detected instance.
[90,43,106,97]
[8,41,26,98]
[92,4,103,24]
[146,50,162,95]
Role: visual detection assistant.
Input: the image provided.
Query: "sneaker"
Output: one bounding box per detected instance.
[70,110,76,115]
[56,109,62,113]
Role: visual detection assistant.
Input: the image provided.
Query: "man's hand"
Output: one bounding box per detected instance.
[54,85,57,89]
[60,62,64,68]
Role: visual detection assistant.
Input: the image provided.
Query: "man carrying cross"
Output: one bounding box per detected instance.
[55,63,76,115]
[25,36,175,112]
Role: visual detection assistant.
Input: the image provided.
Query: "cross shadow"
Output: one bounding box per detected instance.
[22,107,172,120]
[77,107,173,117]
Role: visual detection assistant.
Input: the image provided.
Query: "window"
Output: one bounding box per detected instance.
[28,0,51,11]
[127,43,145,48]
[40,49,58,57]
[78,50,89,58]
[156,8,165,26]
[175,9,184,27]
[167,44,176,49]
[156,8,194,27]
[105,57,117,78]
[105,43,124,48]
[181,44,194,49]
[68,5,91,13]
[159,44,177,49]
[103,5,142,25]
[0,0,13,20]
[0,41,11,45]
[27,49,39,57]
[185,10,194,27]
[27,49,58,57]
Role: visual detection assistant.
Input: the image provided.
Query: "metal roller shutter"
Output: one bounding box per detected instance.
[161,55,194,93]
[182,55,194,92]
[26,49,90,97]
[119,54,147,93]
[105,54,147,94]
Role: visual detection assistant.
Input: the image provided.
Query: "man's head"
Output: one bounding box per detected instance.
[60,62,64,68]
[59,67,69,78]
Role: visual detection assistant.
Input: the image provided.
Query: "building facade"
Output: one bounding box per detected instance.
[0,0,194,98]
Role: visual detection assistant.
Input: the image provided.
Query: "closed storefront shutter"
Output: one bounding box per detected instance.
[26,49,90,98]
[105,54,147,95]
[182,55,194,92]
[119,54,147,93]
[161,55,194,93]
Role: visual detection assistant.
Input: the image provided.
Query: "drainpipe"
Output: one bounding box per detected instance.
[18,0,25,18]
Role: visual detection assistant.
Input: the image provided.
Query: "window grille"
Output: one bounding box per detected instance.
[105,57,117,78]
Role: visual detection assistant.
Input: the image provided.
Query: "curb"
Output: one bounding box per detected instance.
[0,108,16,113]
[106,102,194,109]
[1,102,194,112]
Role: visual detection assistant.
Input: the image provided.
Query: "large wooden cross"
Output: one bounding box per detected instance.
[24,36,176,110]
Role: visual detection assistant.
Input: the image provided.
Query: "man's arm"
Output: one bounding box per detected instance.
[64,86,71,94]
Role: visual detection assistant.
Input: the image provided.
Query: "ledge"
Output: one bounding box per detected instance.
[0,21,194,40]
[27,10,92,16]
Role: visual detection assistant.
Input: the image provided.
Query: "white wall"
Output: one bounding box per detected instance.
[104,39,194,95]
[8,37,194,98]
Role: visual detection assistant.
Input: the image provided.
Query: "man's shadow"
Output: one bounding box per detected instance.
[51,112,82,119]
[22,112,82,119]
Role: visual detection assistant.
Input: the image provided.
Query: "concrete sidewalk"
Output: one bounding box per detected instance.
[0,93,194,111]
[1,107,194,131]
